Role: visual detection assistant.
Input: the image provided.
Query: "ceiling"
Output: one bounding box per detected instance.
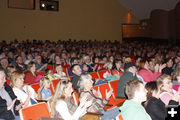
[117,0,180,19]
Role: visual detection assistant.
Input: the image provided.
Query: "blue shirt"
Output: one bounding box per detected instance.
[41,88,52,99]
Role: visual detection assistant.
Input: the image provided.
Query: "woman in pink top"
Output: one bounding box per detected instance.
[157,74,180,105]
[138,59,165,82]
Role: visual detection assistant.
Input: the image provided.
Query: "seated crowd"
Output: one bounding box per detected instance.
[0,39,180,120]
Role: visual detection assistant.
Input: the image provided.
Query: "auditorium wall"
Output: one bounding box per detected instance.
[0,0,139,43]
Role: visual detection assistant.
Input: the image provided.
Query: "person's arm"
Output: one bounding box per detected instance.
[56,100,86,120]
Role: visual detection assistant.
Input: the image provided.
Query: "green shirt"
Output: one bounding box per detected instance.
[120,100,152,120]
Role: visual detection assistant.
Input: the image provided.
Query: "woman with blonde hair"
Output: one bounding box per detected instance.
[11,71,39,108]
[157,74,180,105]
[50,80,92,120]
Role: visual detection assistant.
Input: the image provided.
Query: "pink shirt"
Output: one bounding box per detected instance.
[138,69,161,82]
[160,91,180,105]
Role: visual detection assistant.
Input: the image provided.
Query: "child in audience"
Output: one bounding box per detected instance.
[45,69,58,84]
[39,77,52,101]
[50,80,92,119]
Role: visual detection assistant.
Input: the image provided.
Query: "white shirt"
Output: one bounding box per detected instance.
[55,100,86,120]
[13,85,37,107]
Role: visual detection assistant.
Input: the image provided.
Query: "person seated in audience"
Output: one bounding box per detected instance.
[35,55,47,72]
[71,64,82,90]
[145,81,180,120]
[119,80,151,120]
[78,74,113,113]
[117,62,138,98]
[162,58,173,76]
[82,63,90,74]
[55,55,61,65]
[6,66,16,85]
[111,59,124,79]
[138,59,165,82]
[8,51,17,67]
[39,76,52,101]
[15,56,27,72]
[20,51,27,63]
[93,56,102,71]
[0,57,9,76]
[24,54,33,65]
[68,57,79,76]
[83,55,94,72]
[54,64,66,79]
[0,69,22,120]
[24,61,42,85]
[157,74,180,105]
[50,80,92,120]
[10,71,39,107]
[172,63,180,91]
[60,52,70,68]
[45,69,58,84]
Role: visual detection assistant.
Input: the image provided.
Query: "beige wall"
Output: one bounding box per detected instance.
[0,0,139,43]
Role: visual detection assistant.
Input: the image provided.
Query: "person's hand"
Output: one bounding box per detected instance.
[96,87,102,99]
[105,88,113,100]
[26,86,31,97]
[7,98,17,110]
[154,64,159,72]
[15,102,23,110]
[84,99,92,108]
[172,90,180,102]
[79,96,88,108]
[159,64,166,72]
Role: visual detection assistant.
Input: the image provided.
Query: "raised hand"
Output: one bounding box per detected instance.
[96,87,102,99]
[7,98,17,110]
[105,88,113,100]
[154,64,160,72]
[26,86,31,97]
[159,64,166,72]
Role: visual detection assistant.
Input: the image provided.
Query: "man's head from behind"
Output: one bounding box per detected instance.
[125,80,147,103]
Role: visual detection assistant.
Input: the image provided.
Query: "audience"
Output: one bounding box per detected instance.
[0,39,180,119]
